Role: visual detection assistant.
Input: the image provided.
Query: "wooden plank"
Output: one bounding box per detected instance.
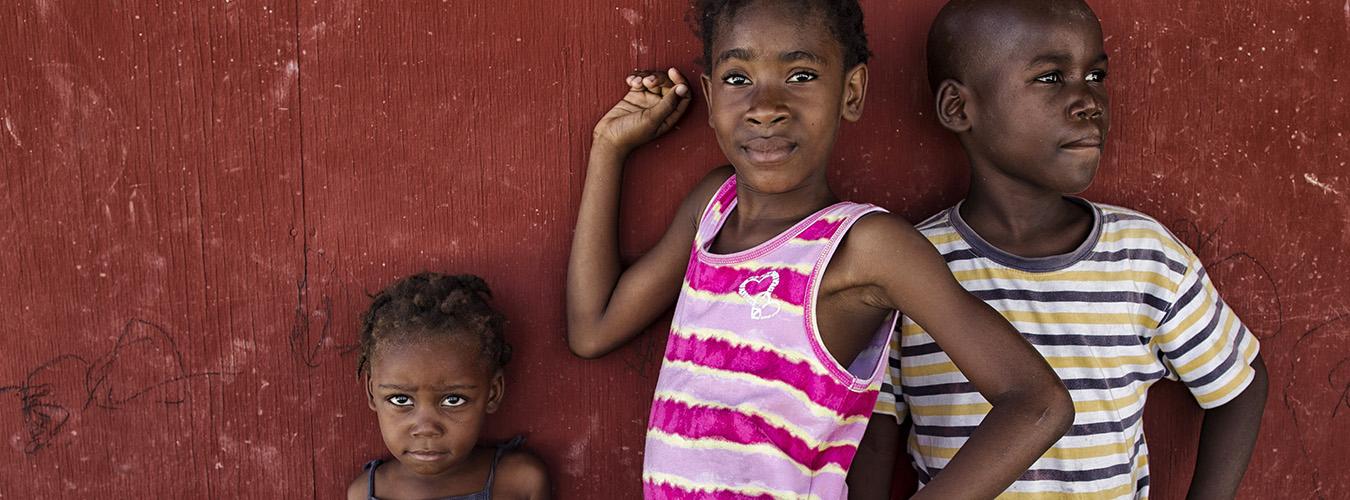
[0,0,306,496]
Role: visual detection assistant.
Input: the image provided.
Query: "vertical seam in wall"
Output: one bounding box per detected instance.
[289,0,318,498]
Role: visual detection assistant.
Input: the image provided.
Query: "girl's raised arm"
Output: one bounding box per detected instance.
[566,68,716,358]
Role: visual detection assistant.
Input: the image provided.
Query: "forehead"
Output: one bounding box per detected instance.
[369,335,486,383]
[712,1,841,64]
[968,10,1104,75]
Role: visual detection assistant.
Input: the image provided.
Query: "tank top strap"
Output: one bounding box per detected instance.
[483,435,526,497]
[363,459,384,500]
[693,174,739,248]
[820,200,887,226]
[790,201,889,260]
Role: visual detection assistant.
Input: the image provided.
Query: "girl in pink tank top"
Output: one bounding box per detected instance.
[567,1,1075,498]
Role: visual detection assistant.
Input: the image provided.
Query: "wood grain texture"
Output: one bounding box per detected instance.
[0,0,1345,498]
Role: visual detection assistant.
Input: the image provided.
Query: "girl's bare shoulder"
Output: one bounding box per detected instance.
[492,448,551,500]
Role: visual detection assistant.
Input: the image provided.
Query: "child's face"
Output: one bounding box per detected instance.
[962,13,1109,194]
[700,2,866,194]
[366,335,502,476]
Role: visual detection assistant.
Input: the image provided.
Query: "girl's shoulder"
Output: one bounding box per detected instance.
[491,448,550,500]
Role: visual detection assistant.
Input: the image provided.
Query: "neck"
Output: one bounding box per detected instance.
[960,161,1093,258]
[732,172,838,226]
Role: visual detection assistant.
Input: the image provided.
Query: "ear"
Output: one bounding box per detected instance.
[700,73,714,128]
[485,370,505,414]
[365,374,378,411]
[935,79,972,133]
[841,63,869,122]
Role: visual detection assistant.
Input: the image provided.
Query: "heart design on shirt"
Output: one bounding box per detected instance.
[738,271,781,320]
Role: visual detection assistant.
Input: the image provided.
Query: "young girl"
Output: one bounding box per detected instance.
[348,273,549,500]
[567,0,1074,498]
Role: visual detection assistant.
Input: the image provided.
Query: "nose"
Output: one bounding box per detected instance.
[408,406,444,438]
[745,86,789,127]
[1068,84,1106,121]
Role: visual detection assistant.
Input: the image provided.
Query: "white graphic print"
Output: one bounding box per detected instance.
[737,271,781,320]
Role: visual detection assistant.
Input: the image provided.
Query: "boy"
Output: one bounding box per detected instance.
[848,0,1268,498]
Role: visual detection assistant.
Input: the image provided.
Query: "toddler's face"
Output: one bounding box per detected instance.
[700,1,863,194]
[367,335,502,476]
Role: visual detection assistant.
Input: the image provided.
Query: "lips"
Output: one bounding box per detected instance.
[405,449,450,462]
[742,136,797,164]
[1062,135,1103,149]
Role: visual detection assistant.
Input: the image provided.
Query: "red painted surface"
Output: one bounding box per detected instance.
[0,1,1345,498]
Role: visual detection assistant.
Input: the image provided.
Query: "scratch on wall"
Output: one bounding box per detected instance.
[272,60,299,108]
[1303,173,1342,196]
[2,115,19,148]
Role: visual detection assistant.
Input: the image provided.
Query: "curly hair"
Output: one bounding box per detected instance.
[690,0,872,71]
[356,273,512,377]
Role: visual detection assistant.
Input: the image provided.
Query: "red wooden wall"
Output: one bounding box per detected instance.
[1,1,1345,498]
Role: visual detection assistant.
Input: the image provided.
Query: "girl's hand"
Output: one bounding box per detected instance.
[591,67,691,156]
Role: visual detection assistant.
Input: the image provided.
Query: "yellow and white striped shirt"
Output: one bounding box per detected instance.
[876,199,1260,499]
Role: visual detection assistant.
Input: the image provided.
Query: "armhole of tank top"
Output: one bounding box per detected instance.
[802,205,897,391]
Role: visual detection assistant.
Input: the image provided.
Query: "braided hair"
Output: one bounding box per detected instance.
[356,273,512,377]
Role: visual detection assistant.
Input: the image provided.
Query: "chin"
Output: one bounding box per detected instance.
[406,460,457,476]
[1059,175,1097,195]
[1058,163,1100,195]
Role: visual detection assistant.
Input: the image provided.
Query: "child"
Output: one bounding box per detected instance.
[567,0,1075,498]
[853,0,1269,498]
[348,273,549,500]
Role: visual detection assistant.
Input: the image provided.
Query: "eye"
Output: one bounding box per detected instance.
[722,73,751,86]
[1034,71,1062,84]
[440,395,468,408]
[1086,69,1107,83]
[386,395,413,407]
[786,71,817,83]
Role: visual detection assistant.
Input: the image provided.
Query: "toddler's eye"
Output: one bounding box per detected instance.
[387,395,413,407]
[787,71,817,83]
[722,74,751,86]
[441,395,467,408]
[1086,70,1107,83]
[1035,72,1062,84]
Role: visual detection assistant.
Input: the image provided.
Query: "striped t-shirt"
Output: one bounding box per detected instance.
[644,175,897,499]
[875,198,1260,499]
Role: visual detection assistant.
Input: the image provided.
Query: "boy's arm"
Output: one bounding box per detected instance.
[1187,354,1267,500]
[846,214,1074,500]
[1147,245,1266,500]
[567,69,702,358]
[847,413,901,500]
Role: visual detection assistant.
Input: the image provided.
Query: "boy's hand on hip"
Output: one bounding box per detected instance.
[592,67,691,156]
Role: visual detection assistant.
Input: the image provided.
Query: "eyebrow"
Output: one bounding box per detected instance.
[781,50,824,64]
[377,384,478,391]
[1026,52,1108,69]
[716,48,754,65]
[715,48,826,65]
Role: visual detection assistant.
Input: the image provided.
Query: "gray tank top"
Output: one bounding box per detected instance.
[365,435,524,500]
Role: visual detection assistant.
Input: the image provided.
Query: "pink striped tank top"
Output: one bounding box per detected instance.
[642,175,897,499]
